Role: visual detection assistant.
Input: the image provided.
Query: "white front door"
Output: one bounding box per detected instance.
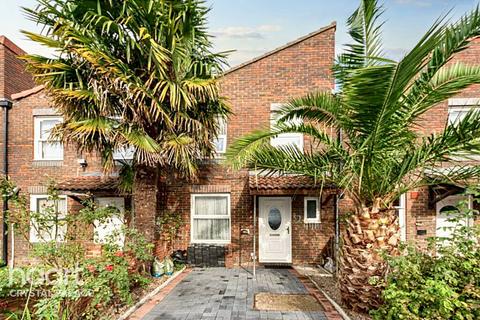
[436,195,472,238]
[95,197,126,247]
[259,197,292,263]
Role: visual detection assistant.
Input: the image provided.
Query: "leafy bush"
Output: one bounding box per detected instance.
[372,195,480,320]
[0,179,154,320]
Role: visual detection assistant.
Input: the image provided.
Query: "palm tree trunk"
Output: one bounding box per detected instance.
[339,206,400,312]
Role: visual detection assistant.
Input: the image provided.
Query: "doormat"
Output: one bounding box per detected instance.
[254,293,324,311]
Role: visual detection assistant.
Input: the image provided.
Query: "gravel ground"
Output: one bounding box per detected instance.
[310,275,372,320]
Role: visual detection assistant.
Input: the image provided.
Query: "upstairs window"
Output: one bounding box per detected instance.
[213,117,227,154]
[34,116,63,160]
[448,98,480,126]
[448,98,480,160]
[110,116,135,161]
[448,107,473,125]
[113,146,135,161]
[270,103,303,150]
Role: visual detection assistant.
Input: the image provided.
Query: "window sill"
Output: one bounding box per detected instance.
[32,160,63,167]
[114,159,133,164]
[304,220,321,224]
[190,241,230,245]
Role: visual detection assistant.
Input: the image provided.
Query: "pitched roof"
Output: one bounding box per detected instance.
[249,175,332,191]
[11,85,45,101]
[0,36,26,56]
[56,176,120,192]
[224,21,336,75]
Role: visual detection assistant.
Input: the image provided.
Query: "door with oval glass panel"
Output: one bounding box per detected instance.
[258,197,292,263]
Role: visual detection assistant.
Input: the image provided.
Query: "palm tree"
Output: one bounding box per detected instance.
[22,0,229,235]
[227,0,480,312]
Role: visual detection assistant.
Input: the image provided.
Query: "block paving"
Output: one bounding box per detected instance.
[141,268,336,320]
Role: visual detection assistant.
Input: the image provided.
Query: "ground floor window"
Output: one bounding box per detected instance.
[30,195,67,243]
[304,197,320,223]
[191,194,231,244]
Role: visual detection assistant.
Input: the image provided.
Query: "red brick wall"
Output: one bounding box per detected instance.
[0,37,35,176]
[161,164,336,267]
[5,90,106,265]
[155,24,337,266]
[6,27,480,267]
[405,38,480,245]
[0,37,35,99]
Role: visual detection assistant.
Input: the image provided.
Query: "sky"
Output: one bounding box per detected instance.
[0,0,478,67]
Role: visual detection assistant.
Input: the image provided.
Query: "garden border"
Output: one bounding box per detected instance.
[290,268,347,320]
[117,266,189,320]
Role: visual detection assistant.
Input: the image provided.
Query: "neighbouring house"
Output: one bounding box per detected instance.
[0,22,479,268]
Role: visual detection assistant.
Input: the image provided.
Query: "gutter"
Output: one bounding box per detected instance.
[0,98,12,267]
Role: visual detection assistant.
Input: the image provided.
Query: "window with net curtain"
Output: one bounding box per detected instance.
[191,194,231,244]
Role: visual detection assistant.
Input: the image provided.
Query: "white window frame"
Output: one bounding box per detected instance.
[113,146,135,161]
[270,103,303,151]
[448,98,480,125]
[34,116,63,160]
[213,116,227,154]
[447,99,480,160]
[394,194,407,242]
[447,106,479,126]
[110,116,135,161]
[29,195,67,243]
[190,193,231,244]
[304,197,321,223]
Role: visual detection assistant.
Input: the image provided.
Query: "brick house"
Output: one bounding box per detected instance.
[0,22,478,268]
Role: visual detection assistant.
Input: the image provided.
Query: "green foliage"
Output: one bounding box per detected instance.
[0,179,154,320]
[227,0,480,210]
[156,211,184,252]
[372,194,480,320]
[22,0,230,176]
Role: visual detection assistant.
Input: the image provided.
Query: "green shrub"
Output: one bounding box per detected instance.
[372,196,480,320]
[0,178,154,320]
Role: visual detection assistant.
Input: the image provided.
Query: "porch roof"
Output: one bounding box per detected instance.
[249,175,334,195]
[56,176,120,192]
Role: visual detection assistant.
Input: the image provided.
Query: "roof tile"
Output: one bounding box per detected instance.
[56,176,119,192]
[249,175,330,190]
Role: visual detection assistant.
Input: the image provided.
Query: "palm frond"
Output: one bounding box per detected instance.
[23,0,230,178]
[335,0,389,82]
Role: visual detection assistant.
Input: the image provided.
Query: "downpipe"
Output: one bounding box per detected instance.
[0,98,12,267]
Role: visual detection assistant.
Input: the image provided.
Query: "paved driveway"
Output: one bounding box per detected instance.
[142,268,327,320]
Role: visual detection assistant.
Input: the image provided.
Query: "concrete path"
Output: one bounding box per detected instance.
[142,268,328,320]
